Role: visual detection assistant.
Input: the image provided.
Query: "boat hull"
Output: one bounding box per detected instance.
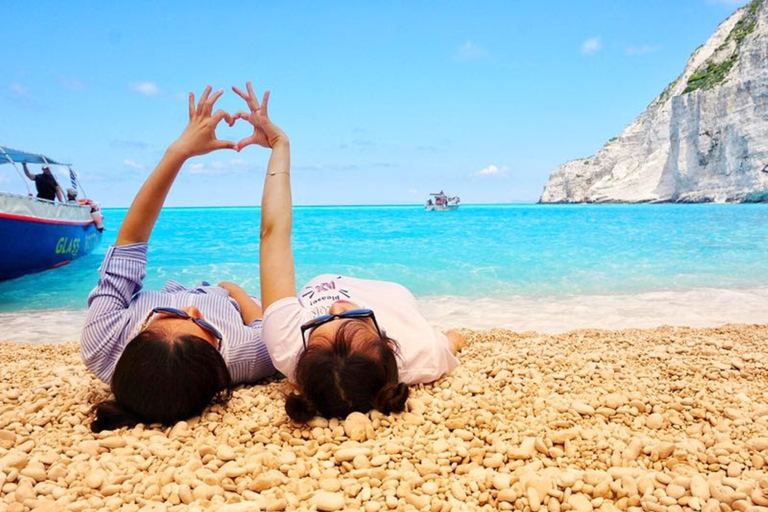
[0,192,103,281]
[425,204,459,212]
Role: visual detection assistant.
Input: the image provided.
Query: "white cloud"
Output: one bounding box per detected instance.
[626,44,662,56]
[124,159,146,170]
[130,81,161,97]
[473,164,509,177]
[185,159,249,175]
[9,83,40,109]
[60,77,85,90]
[10,83,30,97]
[581,37,602,55]
[455,41,487,61]
[113,139,151,150]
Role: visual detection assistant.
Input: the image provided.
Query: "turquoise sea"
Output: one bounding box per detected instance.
[2,204,767,342]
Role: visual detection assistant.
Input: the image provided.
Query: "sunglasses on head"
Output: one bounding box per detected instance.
[300,308,382,349]
[143,307,223,347]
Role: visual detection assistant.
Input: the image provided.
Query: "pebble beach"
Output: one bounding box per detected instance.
[1,324,768,512]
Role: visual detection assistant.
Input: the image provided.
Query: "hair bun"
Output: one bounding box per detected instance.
[285,393,318,423]
[90,400,142,433]
[374,382,409,415]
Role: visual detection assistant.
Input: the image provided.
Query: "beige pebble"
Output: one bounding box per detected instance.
[492,474,512,490]
[77,440,101,456]
[726,462,742,477]
[352,454,371,469]
[0,430,17,450]
[19,465,46,482]
[646,413,665,429]
[550,428,580,444]
[404,493,429,510]
[311,490,346,511]
[451,482,468,501]
[344,412,374,442]
[370,454,389,467]
[422,481,439,495]
[15,480,35,501]
[217,502,265,512]
[320,478,342,492]
[1,452,29,470]
[216,445,237,462]
[85,470,105,489]
[572,402,595,415]
[445,417,466,430]
[747,437,768,451]
[99,436,127,449]
[527,486,542,512]
[666,483,686,499]
[498,488,517,503]
[568,493,594,512]
[334,447,372,462]
[603,394,626,409]
[651,442,675,460]
[690,474,710,500]
[452,429,474,441]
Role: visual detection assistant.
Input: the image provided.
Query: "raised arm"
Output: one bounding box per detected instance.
[115,86,235,246]
[22,163,34,181]
[232,82,295,310]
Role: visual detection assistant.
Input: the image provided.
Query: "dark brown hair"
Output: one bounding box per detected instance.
[90,331,232,432]
[285,322,409,422]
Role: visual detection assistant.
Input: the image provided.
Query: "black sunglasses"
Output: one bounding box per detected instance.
[143,307,223,347]
[300,308,382,349]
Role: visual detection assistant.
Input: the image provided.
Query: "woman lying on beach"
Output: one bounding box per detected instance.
[233,82,466,422]
[81,86,275,432]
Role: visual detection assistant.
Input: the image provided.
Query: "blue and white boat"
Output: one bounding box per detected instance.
[0,146,104,281]
[425,191,460,211]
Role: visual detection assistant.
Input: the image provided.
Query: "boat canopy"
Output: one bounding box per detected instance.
[0,146,70,166]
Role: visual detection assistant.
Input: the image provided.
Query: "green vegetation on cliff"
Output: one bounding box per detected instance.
[683,0,760,93]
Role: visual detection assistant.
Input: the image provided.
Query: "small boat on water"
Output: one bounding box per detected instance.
[425,190,460,211]
[0,146,104,281]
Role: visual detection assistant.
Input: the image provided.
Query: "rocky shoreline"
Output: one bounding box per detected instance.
[1,324,768,511]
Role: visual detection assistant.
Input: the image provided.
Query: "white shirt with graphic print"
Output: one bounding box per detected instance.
[262,274,459,384]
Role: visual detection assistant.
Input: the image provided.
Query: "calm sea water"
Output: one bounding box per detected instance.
[2,204,768,341]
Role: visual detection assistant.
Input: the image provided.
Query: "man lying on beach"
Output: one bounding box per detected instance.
[81,86,276,432]
[232,81,466,423]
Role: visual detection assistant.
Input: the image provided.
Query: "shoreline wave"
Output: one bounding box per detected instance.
[2,286,766,344]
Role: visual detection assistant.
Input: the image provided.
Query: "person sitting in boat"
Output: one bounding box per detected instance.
[66,188,78,204]
[22,163,64,202]
[81,86,276,432]
[232,81,466,423]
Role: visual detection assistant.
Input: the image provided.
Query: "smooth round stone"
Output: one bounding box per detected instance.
[216,445,237,462]
[99,437,127,449]
[334,447,371,462]
[344,412,374,442]
[422,481,439,495]
[320,478,342,492]
[311,490,346,511]
[646,413,665,429]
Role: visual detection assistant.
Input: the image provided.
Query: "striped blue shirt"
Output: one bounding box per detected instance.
[81,243,275,385]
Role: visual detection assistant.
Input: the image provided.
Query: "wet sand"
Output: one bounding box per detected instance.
[1,324,767,511]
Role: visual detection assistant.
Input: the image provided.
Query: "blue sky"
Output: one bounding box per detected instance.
[0,0,749,207]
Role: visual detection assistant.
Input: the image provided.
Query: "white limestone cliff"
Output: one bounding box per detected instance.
[540,0,768,203]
